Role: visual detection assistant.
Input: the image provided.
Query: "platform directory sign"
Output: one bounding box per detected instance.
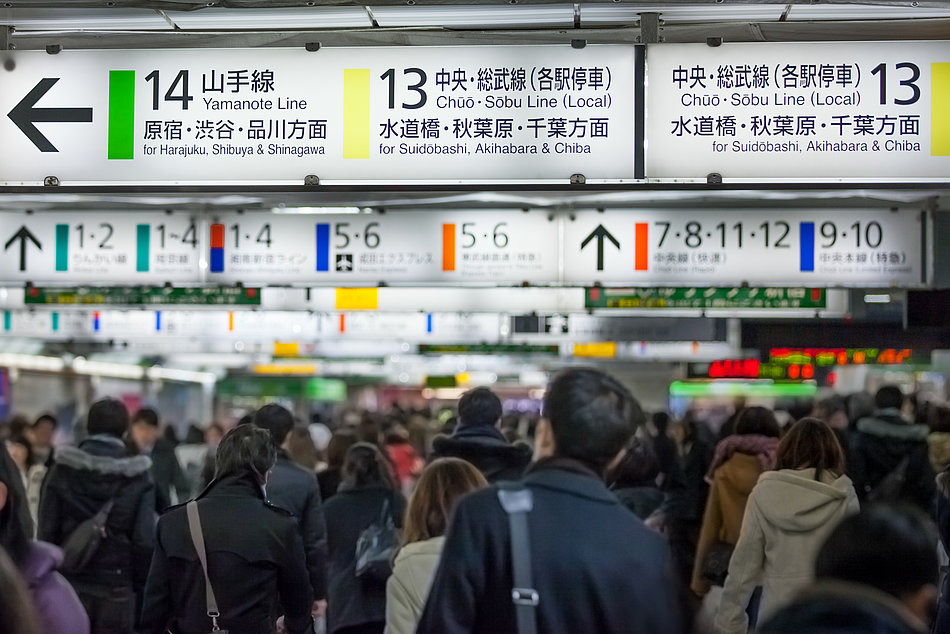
[0,45,636,186]
[563,208,924,286]
[646,41,950,182]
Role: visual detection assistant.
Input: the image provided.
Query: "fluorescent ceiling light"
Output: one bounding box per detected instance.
[147,366,217,385]
[864,294,892,304]
[72,357,145,380]
[0,353,66,373]
[788,5,950,20]
[4,9,172,30]
[581,4,784,25]
[167,7,372,29]
[270,206,363,214]
[370,4,574,28]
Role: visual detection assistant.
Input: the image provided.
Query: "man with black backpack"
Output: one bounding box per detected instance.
[850,384,935,513]
[38,398,157,634]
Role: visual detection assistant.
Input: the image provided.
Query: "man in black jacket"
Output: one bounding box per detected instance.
[141,424,314,634]
[253,404,329,616]
[417,368,682,634]
[430,386,531,482]
[850,384,935,511]
[130,407,189,512]
[39,398,156,634]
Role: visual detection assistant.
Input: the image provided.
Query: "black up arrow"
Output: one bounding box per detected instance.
[581,224,620,271]
[4,226,42,272]
[8,78,94,152]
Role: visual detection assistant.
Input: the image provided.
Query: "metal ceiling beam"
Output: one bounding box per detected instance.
[2,0,949,7]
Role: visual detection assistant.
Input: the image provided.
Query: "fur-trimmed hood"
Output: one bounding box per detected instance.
[856,414,929,442]
[54,442,151,478]
[430,433,531,482]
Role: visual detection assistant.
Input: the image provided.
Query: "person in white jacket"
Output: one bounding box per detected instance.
[715,417,860,634]
[385,457,487,634]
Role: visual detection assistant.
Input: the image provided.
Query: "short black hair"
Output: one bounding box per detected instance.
[31,414,56,429]
[457,387,502,429]
[214,424,277,481]
[132,407,159,428]
[874,385,905,411]
[608,437,659,488]
[734,406,781,438]
[816,503,938,599]
[253,403,294,445]
[86,398,130,438]
[651,411,671,434]
[543,368,642,473]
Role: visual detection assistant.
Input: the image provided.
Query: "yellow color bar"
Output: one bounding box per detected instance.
[253,364,318,375]
[932,63,950,156]
[273,342,300,358]
[336,287,378,310]
[343,69,371,159]
[573,342,617,358]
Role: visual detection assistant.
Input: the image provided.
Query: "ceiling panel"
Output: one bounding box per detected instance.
[166,7,373,29]
[2,8,172,30]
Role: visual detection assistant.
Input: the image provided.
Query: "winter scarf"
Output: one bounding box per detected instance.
[706,434,779,480]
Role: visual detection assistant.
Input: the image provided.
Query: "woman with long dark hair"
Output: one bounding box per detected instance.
[324,442,407,634]
[0,444,88,633]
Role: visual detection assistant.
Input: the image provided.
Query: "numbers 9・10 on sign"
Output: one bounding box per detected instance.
[653,220,884,249]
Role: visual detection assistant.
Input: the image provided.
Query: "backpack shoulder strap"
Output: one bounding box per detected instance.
[496,482,538,634]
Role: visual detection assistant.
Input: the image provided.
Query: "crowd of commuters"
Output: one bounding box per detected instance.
[0,375,949,633]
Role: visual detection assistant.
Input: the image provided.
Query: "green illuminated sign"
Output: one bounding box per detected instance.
[418,343,560,355]
[24,286,261,306]
[586,287,826,309]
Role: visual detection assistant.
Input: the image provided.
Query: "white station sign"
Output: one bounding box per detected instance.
[0,211,199,283]
[646,41,950,181]
[0,45,636,185]
[563,208,924,286]
[208,210,559,284]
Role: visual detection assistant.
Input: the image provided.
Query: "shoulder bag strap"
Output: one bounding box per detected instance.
[497,484,538,634]
[186,501,223,632]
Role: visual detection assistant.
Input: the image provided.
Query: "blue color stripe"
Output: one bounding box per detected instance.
[155,311,161,331]
[316,224,330,272]
[800,222,815,272]
[210,248,224,273]
[426,313,433,333]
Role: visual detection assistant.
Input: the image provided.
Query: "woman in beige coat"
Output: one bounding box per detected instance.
[715,418,860,634]
[384,458,487,634]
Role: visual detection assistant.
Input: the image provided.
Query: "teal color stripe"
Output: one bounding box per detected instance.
[51,312,59,332]
[55,224,69,271]
[108,70,135,160]
[3,311,10,331]
[136,224,150,272]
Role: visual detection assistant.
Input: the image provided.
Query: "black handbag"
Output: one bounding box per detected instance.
[61,498,115,574]
[701,541,735,586]
[355,495,400,584]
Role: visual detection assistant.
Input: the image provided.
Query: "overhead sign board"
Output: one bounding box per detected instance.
[563,208,923,286]
[208,210,558,284]
[0,45,637,186]
[585,286,826,309]
[647,41,950,181]
[0,211,199,283]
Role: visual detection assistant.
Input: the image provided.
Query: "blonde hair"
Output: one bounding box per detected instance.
[402,458,487,545]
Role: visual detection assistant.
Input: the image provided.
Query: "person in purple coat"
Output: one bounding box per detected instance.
[0,443,89,634]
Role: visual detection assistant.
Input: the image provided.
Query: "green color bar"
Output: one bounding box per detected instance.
[108,70,135,160]
[55,224,69,271]
[136,224,149,272]
[51,312,59,332]
[3,311,10,331]
[669,380,818,398]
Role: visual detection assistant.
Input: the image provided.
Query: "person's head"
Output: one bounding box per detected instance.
[670,415,697,447]
[651,411,671,435]
[341,442,395,490]
[86,398,130,438]
[253,403,295,447]
[130,407,161,453]
[402,458,487,545]
[816,503,938,622]
[775,418,845,481]
[205,422,225,449]
[213,424,277,485]
[326,428,359,469]
[29,414,56,449]
[4,435,32,473]
[734,406,781,438]
[0,546,41,634]
[457,387,503,430]
[0,445,32,565]
[875,384,905,411]
[285,425,319,471]
[607,437,660,489]
[537,368,642,474]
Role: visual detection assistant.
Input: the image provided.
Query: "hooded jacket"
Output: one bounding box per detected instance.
[715,468,860,633]
[430,426,531,483]
[850,409,934,511]
[21,541,90,634]
[384,536,445,634]
[38,435,156,593]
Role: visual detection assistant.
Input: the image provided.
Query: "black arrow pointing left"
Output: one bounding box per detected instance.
[8,78,93,152]
[4,226,42,272]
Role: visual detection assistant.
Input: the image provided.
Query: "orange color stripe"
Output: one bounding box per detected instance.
[339,314,345,333]
[228,311,234,331]
[635,223,648,271]
[442,224,455,272]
